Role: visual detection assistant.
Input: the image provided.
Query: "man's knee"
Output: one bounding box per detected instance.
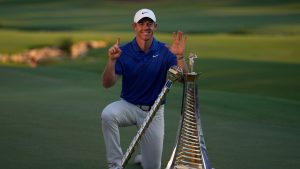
[101,105,116,122]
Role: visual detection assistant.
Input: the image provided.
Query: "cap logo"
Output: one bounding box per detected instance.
[142,12,148,14]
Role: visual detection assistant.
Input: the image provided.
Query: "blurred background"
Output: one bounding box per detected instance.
[0,0,299,169]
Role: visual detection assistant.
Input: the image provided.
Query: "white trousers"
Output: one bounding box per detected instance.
[101,99,164,169]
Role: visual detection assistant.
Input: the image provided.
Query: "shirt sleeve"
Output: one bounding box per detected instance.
[167,50,177,69]
[115,59,122,75]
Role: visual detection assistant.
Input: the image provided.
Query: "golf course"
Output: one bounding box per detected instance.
[0,0,299,169]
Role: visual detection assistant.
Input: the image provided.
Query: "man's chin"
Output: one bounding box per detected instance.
[141,36,152,41]
[136,34,153,41]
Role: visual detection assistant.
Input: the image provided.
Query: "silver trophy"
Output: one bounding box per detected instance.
[121,54,212,169]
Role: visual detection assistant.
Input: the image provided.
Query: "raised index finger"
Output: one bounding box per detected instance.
[177,31,183,41]
[116,37,120,46]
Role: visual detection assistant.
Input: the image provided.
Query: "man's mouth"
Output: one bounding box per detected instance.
[142,32,151,36]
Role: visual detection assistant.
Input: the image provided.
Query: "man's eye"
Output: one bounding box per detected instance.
[146,22,154,26]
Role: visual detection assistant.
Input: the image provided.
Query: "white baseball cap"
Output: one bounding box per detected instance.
[134,9,156,23]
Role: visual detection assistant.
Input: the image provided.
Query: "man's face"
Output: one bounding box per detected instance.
[133,17,157,41]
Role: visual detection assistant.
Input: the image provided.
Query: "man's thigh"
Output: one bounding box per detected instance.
[102,99,141,127]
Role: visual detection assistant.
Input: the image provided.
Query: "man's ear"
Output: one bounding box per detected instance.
[154,23,158,30]
[132,23,136,30]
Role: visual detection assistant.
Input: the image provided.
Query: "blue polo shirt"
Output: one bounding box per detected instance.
[115,38,177,106]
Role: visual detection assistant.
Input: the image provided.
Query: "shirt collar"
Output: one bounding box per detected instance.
[132,37,158,53]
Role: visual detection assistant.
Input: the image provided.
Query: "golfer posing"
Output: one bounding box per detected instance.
[101,8,187,169]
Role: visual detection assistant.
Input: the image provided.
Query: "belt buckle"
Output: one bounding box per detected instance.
[138,105,151,111]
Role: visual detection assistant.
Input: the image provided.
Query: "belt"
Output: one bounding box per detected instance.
[136,105,152,112]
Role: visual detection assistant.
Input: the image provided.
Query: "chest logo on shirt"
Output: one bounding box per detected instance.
[152,54,158,58]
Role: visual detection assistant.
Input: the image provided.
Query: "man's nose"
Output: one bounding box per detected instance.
[142,24,151,29]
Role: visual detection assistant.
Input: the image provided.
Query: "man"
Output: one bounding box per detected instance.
[101,8,188,169]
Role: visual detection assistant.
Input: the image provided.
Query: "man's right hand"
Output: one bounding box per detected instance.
[108,38,122,61]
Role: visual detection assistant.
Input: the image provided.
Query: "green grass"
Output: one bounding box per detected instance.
[1,63,299,169]
[1,31,299,169]
[1,30,299,64]
[0,0,299,33]
[2,47,300,168]
[0,30,133,54]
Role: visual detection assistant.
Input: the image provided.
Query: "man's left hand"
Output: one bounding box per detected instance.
[168,31,187,57]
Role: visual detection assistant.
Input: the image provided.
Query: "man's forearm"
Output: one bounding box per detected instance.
[102,59,118,88]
